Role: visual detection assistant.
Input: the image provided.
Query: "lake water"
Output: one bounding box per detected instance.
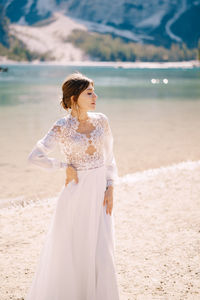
[0,64,200,205]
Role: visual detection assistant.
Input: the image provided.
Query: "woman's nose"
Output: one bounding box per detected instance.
[93,93,98,99]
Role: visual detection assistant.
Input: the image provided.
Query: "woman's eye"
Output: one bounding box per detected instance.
[88,93,92,95]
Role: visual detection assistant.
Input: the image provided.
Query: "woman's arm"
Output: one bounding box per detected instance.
[27,120,68,171]
[103,114,119,188]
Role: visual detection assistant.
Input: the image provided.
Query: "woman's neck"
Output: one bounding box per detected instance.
[71,109,89,121]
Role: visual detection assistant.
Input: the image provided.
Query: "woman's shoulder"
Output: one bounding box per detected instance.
[52,116,67,127]
[89,111,109,121]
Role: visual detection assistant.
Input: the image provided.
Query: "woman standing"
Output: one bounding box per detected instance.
[25,72,120,300]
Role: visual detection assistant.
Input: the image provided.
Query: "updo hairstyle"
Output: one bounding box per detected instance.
[60,72,94,112]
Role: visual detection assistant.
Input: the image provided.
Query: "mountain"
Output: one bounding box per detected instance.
[2,0,200,48]
[0,4,10,47]
[8,12,89,62]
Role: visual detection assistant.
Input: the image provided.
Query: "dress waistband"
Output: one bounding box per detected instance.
[76,164,105,173]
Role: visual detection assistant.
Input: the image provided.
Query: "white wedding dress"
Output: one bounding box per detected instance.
[25,110,120,300]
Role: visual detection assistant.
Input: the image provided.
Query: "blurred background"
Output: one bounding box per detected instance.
[0,0,200,204]
[0,1,200,299]
[1,0,200,62]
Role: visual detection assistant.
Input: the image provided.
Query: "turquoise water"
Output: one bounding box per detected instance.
[0,65,200,201]
[0,65,200,106]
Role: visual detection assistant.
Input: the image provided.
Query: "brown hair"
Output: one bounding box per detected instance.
[60,72,94,112]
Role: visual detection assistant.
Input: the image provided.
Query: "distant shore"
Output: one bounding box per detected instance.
[0,58,200,69]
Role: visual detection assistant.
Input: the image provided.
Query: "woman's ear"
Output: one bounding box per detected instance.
[70,95,75,106]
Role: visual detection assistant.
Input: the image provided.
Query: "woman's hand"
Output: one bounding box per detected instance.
[65,164,79,186]
[103,186,114,215]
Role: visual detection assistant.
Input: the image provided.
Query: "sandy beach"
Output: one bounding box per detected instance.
[1,159,200,300]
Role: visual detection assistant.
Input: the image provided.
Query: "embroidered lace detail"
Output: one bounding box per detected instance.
[59,111,105,170]
[75,119,97,155]
[28,110,118,186]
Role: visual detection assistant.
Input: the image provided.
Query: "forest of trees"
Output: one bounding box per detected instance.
[66,30,199,62]
[0,4,50,61]
[0,38,51,62]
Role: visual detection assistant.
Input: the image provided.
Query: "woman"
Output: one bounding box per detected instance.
[25,72,120,300]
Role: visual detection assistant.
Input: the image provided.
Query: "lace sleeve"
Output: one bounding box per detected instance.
[103,114,119,188]
[27,119,68,171]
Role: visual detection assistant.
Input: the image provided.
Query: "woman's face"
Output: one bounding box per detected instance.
[77,82,98,111]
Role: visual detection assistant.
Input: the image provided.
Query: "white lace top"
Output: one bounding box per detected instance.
[27,111,118,187]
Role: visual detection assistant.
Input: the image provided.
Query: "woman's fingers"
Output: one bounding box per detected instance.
[65,178,69,186]
[107,201,113,215]
[74,173,79,184]
[65,165,79,186]
[103,193,113,215]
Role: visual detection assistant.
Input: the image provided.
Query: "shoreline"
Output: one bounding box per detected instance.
[0,58,199,69]
[1,159,200,210]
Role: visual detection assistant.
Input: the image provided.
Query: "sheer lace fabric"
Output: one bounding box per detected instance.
[28,111,118,187]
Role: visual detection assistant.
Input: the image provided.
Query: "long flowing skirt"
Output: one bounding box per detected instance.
[25,165,120,300]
